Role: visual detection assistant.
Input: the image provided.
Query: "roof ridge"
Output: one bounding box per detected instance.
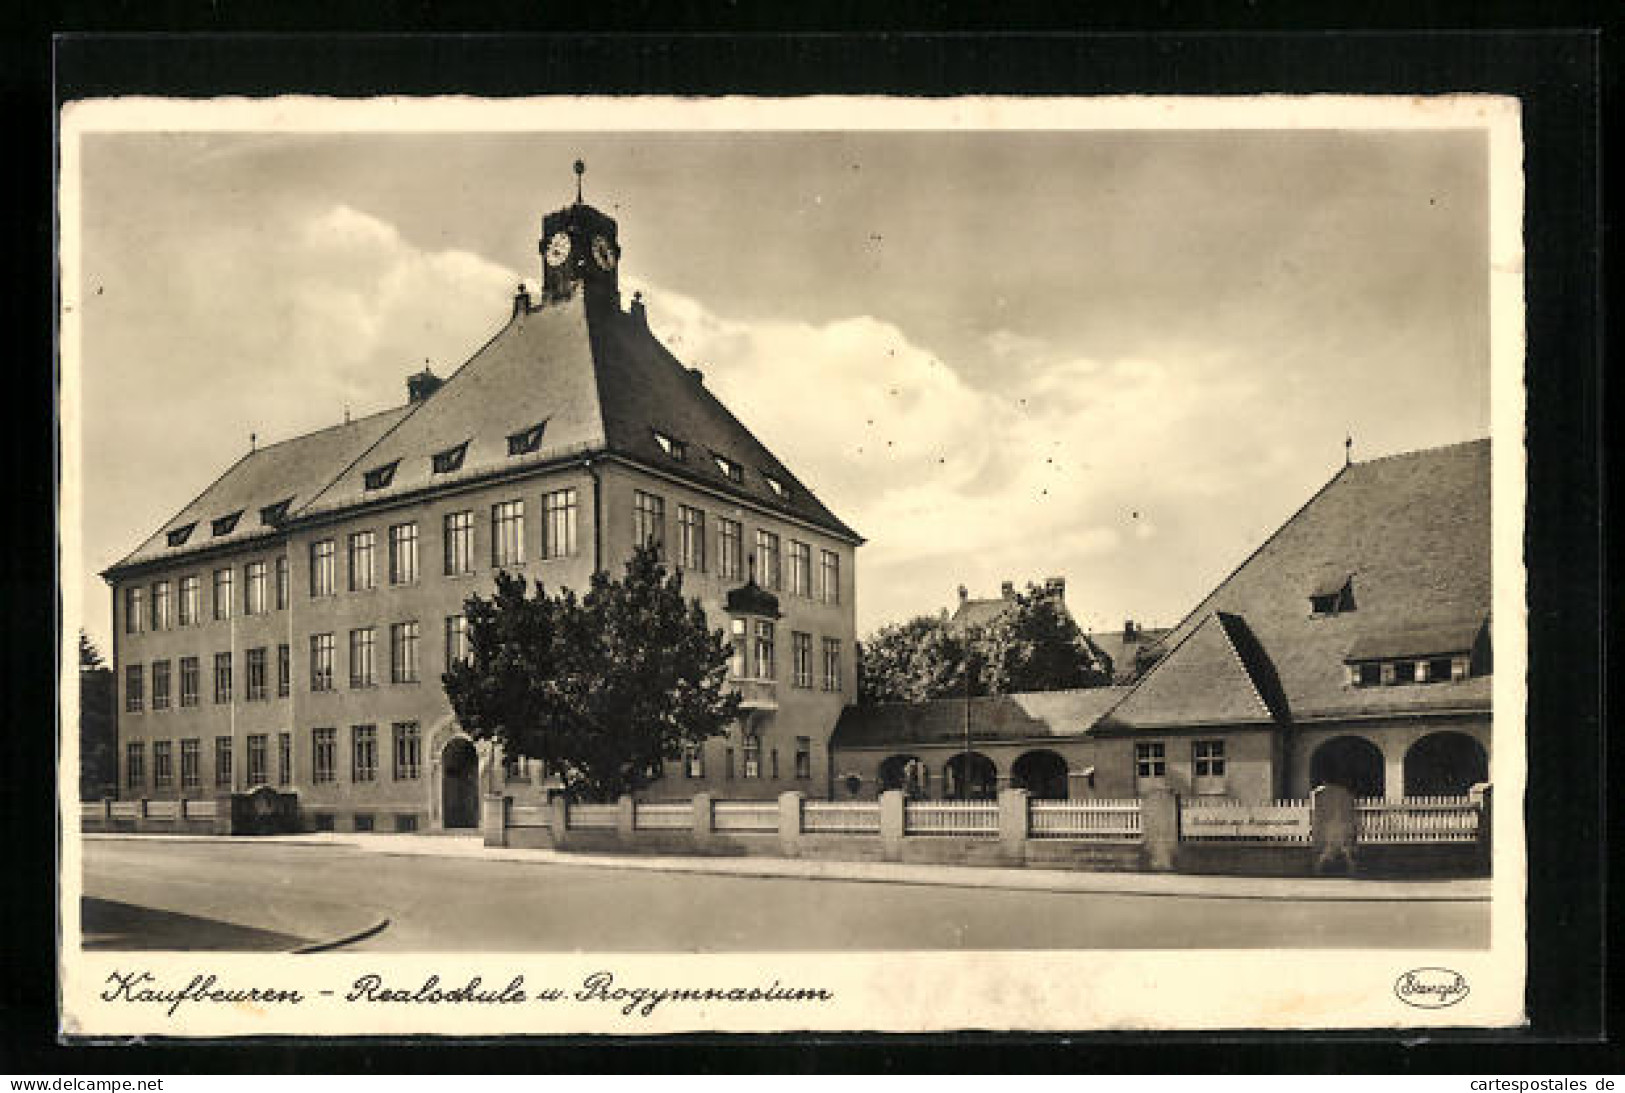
[1352,435,1490,468]
[248,403,408,458]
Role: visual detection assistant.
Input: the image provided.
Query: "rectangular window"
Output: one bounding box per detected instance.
[151,660,171,711]
[213,567,233,620]
[795,736,811,780]
[245,647,268,701]
[755,529,781,589]
[1355,661,1382,687]
[1193,740,1227,794]
[821,637,843,692]
[312,728,336,783]
[391,621,420,683]
[491,500,525,567]
[151,580,173,630]
[349,628,376,688]
[352,724,378,782]
[180,739,200,790]
[214,735,233,788]
[348,530,376,591]
[247,733,269,787]
[277,732,292,786]
[445,614,470,669]
[153,741,173,789]
[754,620,776,679]
[389,522,419,584]
[275,555,290,609]
[1391,659,1419,685]
[742,733,761,779]
[444,511,474,575]
[1135,741,1167,780]
[677,505,706,571]
[633,491,665,556]
[685,744,704,779]
[789,541,812,597]
[432,443,467,475]
[125,742,144,789]
[718,518,743,579]
[543,488,578,559]
[124,664,144,712]
[1426,656,1453,684]
[393,721,422,780]
[124,586,145,634]
[792,632,813,688]
[213,652,232,704]
[179,657,199,707]
[277,643,291,697]
[310,539,336,597]
[310,633,335,692]
[820,550,841,605]
[178,575,200,627]
[244,561,267,615]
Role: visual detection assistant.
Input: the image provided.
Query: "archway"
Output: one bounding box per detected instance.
[878,754,929,798]
[1011,750,1070,799]
[1404,732,1488,797]
[943,751,997,800]
[441,737,479,828]
[1309,735,1385,799]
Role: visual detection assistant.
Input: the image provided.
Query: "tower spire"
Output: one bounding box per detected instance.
[573,159,585,204]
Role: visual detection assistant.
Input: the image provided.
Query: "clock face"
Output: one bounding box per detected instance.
[592,235,617,271]
[544,232,572,268]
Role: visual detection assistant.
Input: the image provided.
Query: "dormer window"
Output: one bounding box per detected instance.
[713,453,743,484]
[166,523,196,548]
[432,442,468,475]
[507,423,545,456]
[653,431,688,462]
[211,511,242,537]
[363,461,399,491]
[259,498,292,527]
[1308,574,1354,616]
[763,474,789,501]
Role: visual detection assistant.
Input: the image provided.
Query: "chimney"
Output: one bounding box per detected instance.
[688,367,705,384]
[1000,581,1015,600]
[406,367,444,404]
[958,584,968,605]
[512,282,532,319]
[1044,576,1066,601]
[1123,619,1138,642]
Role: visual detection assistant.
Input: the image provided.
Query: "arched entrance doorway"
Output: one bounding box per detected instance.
[1404,732,1488,796]
[441,737,479,828]
[1309,735,1385,799]
[1011,750,1070,799]
[878,754,929,798]
[943,751,997,800]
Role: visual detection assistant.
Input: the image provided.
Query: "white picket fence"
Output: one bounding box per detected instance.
[1030,798,1143,841]
[108,800,141,820]
[80,801,102,821]
[1357,795,1480,844]
[712,801,778,833]
[145,799,180,820]
[567,803,618,830]
[802,800,882,834]
[1180,798,1313,843]
[509,804,551,829]
[635,802,692,831]
[904,799,998,837]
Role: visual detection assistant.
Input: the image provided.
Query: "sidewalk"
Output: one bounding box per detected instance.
[85,831,1491,902]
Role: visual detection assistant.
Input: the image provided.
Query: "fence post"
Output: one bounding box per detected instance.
[1469,781,1493,872]
[481,793,509,848]
[102,797,113,825]
[137,798,150,831]
[998,787,1030,865]
[691,792,713,852]
[778,791,804,857]
[549,793,571,850]
[1140,788,1180,872]
[879,789,906,862]
[617,794,637,844]
[1311,783,1358,875]
[213,793,235,836]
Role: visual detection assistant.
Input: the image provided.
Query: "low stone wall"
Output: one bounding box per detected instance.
[80,789,301,836]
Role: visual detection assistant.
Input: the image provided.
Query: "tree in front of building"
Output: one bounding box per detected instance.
[857,615,978,705]
[79,630,117,800]
[442,545,742,802]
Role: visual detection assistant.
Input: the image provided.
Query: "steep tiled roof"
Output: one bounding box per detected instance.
[833,686,1132,749]
[106,273,858,578]
[949,597,1015,633]
[1102,612,1284,729]
[1084,626,1174,684]
[1097,439,1492,730]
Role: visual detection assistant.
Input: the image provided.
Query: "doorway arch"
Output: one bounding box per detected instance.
[1309,735,1385,799]
[944,751,998,800]
[878,754,929,797]
[1403,732,1488,796]
[1011,750,1070,799]
[441,736,480,828]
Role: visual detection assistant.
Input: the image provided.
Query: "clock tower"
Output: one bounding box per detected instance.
[538,160,622,308]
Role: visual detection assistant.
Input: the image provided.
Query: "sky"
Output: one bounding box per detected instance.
[69,124,1490,655]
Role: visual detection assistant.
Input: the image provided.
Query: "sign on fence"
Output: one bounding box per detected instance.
[1181,801,1312,842]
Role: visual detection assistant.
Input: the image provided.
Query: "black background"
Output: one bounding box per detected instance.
[2,8,1612,1074]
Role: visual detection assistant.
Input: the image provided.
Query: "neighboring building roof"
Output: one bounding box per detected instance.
[1097,438,1492,731]
[105,215,859,580]
[949,596,1015,632]
[832,686,1133,750]
[1084,625,1174,684]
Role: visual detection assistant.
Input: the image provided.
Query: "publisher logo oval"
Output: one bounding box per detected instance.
[1394,967,1470,1009]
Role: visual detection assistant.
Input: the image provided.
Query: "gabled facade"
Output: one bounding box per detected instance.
[103,190,862,830]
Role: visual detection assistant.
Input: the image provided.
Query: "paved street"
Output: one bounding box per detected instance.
[81,836,1489,952]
